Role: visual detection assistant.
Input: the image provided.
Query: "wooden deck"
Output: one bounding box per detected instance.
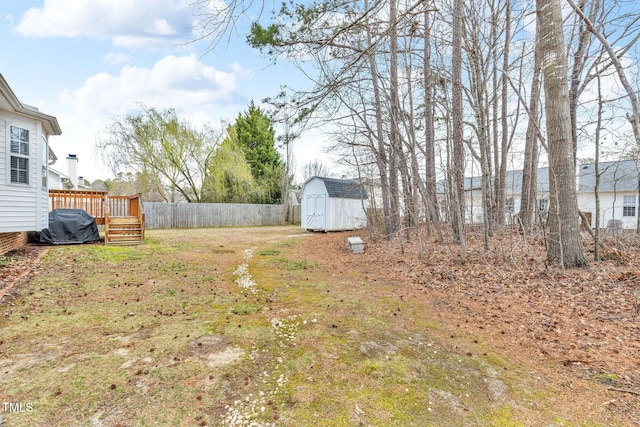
[49,190,145,245]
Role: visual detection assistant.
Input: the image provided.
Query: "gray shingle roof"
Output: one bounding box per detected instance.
[438,168,550,195]
[315,177,368,199]
[436,160,640,195]
[578,159,639,192]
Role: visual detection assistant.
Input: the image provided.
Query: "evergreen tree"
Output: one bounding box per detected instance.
[233,101,283,203]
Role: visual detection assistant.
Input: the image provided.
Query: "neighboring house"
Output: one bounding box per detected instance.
[455,168,551,225]
[0,73,62,254]
[578,159,639,230]
[440,159,639,230]
[301,176,368,231]
[48,154,91,190]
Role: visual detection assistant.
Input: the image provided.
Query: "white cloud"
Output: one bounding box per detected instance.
[103,52,132,65]
[60,54,244,115]
[230,62,252,80]
[15,0,193,47]
[51,53,250,181]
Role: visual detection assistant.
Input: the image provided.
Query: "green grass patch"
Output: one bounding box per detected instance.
[256,249,280,256]
[280,258,320,270]
[230,303,263,315]
[0,255,14,267]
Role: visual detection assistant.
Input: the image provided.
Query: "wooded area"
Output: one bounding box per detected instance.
[190,0,640,268]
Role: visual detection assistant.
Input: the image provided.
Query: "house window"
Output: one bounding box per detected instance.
[623,195,636,217]
[538,198,549,212]
[10,126,29,184]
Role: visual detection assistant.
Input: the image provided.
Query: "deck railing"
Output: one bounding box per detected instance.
[49,190,109,224]
[49,190,144,227]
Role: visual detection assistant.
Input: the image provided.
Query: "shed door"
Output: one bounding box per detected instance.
[306,194,325,230]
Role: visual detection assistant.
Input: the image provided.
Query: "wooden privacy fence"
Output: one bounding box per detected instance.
[143,202,301,229]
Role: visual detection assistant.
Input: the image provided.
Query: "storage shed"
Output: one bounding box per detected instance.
[301,176,368,231]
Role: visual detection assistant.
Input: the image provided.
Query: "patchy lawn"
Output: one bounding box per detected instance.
[0,226,634,426]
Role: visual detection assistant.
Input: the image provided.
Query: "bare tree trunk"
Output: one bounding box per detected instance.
[519,35,542,233]
[364,0,392,240]
[568,0,592,164]
[452,0,467,256]
[423,6,440,226]
[497,0,511,226]
[537,0,589,268]
[388,0,402,239]
[594,71,603,261]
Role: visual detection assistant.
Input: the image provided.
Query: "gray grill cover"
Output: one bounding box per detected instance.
[37,209,100,245]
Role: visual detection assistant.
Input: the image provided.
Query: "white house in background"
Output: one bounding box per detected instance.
[0,73,62,254]
[48,154,91,190]
[456,168,551,225]
[577,159,639,230]
[446,160,639,230]
[301,176,369,231]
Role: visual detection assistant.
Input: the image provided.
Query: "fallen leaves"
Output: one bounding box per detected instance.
[294,228,640,419]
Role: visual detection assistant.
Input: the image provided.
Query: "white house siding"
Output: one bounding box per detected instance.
[37,122,50,230]
[48,169,63,190]
[578,192,637,229]
[0,112,43,232]
[0,119,5,184]
[464,194,485,224]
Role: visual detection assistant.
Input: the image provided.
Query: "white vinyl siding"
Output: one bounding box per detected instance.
[577,191,638,230]
[37,124,49,231]
[0,114,41,232]
[0,119,5,184]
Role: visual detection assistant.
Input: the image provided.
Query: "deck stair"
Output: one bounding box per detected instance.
[105,216,144,245]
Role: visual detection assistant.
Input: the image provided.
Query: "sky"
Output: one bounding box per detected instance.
[0,0,331,184]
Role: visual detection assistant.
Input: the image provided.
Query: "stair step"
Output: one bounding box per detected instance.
[108,233,142,238]
[109,216,140,225]
[108,230,142,235]
[108,234,142,239]
[105,215,144,246]
[106,240,144,246]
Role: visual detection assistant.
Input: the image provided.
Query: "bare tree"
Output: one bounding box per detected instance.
[423,4,440,227]
[537,0,589,267]
[518,34,542,234]
[451,0,467,255]
[302,159,331,182]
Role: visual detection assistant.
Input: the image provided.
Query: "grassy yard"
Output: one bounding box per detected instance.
[0,227,621,426]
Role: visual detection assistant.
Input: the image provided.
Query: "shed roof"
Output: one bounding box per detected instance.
[308,176,368,200]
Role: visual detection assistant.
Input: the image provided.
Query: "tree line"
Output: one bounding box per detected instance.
[188,0,640,268]
[97,102,285,205]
